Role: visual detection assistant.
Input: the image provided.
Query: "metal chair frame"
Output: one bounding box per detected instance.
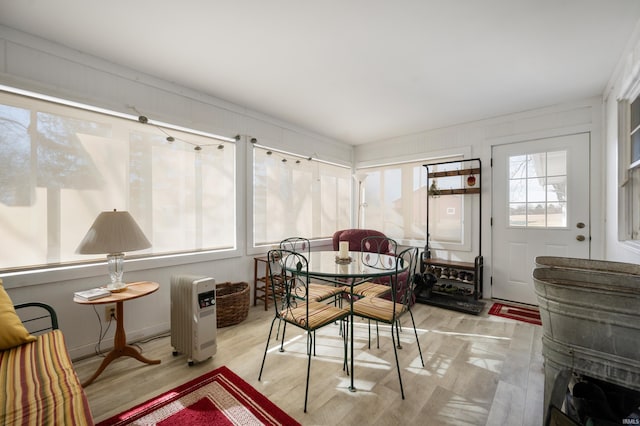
[258,249,350,412]
[350,246,425,399]
[14,302,59,334]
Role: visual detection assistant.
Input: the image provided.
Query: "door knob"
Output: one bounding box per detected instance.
[576,222,585,229]
[576,235,586,242]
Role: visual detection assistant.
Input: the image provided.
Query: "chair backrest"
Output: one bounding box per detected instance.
[266,249,312,326]
[360,236,398,270]
[361,235,396,256]
[14,302,59,334]
[393,246,419,307]
[280,237,311,255]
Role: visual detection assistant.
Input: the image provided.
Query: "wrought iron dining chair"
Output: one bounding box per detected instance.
[348,235,400,348]
[351,235,398,298]
[350,246,424,399]
[258,249,350,413]
[280,237,344,302]
[278,237,346,344]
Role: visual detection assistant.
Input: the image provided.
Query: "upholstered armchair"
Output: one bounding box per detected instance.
[332,229,388,252]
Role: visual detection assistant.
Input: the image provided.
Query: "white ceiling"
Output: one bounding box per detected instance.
[1,1,639,145]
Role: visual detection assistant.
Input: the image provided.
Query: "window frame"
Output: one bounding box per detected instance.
[0,86,242,284]
[618,71,640,244]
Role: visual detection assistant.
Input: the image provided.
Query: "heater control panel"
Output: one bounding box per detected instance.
[198,290,215,309]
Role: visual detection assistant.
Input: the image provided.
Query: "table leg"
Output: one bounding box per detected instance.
[82,301,161,387]
[349,278,356,392]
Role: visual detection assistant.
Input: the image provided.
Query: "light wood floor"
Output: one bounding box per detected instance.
[73,300,544,426]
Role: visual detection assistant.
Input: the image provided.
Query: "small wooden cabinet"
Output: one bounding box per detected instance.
[416,158,485,315]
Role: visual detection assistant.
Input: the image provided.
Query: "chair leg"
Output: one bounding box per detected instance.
[279,322,288,352]
[395,320,402,349]
[275,298,287,340]
[390,323,405,399]
[306,331,316,356]
[376,321,380,349]
[304,331,313,413]
[258,317,278,381]
[275,318,282,340]
[408,309,425,367]
[342,318,349,375]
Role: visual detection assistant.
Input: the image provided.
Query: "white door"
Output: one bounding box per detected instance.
[492,133,590,305]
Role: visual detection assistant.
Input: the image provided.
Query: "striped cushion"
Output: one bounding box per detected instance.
[280,302,348,330]
[352,281,391,298]
[0,330,94,425]
[352,297,406,322]
[305,283,344,302]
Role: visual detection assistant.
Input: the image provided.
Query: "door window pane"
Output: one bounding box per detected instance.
[508,150,567,228]
[546,176,567,202]
[547,202,567,227]
[509,179,526,202]
[509,155,527,179]
[527,152,546,178]
[509,203,526,226]
[527,203,546,227]
[527,177,546,202]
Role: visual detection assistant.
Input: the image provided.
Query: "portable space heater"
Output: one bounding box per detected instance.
[170,275,217,365]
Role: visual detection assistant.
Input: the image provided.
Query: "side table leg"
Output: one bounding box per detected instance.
[82,301,161,387]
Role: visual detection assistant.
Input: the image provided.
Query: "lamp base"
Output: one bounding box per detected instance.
[106,281,128,292]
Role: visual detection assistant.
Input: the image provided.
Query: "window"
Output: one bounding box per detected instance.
[252,146,351,246]
[425,160,470,250]
[507,151,567,228]
[628,97,640,239]
[358,155,469,249]
[0,90,236,271]
[618,79,640,242]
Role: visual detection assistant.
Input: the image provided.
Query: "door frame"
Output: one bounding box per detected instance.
[490,133,591,304]
[484,124,605,301]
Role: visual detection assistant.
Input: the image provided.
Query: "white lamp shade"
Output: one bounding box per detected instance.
[76,210,151,255]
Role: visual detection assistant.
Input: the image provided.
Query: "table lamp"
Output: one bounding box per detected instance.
[76,209,151,292]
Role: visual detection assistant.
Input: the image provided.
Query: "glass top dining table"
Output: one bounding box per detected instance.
[302,250,404,284]
[286,250,408,392]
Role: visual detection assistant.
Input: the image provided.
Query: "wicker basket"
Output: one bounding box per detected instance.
[216,281,250,328]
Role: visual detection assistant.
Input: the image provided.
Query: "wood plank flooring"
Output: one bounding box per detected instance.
[73,301,544,425]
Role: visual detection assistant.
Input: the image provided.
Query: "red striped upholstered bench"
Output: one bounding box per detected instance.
[0,287,94,425]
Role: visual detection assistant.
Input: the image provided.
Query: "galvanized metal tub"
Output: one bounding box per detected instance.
[532,257,640,414]
[535,255,640,275]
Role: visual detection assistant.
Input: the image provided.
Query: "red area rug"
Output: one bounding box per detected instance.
[488,302,542,326]
[96,366,300,426]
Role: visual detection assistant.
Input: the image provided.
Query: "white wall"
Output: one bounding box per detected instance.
[0,25,352,360]
[603,22,640,263]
